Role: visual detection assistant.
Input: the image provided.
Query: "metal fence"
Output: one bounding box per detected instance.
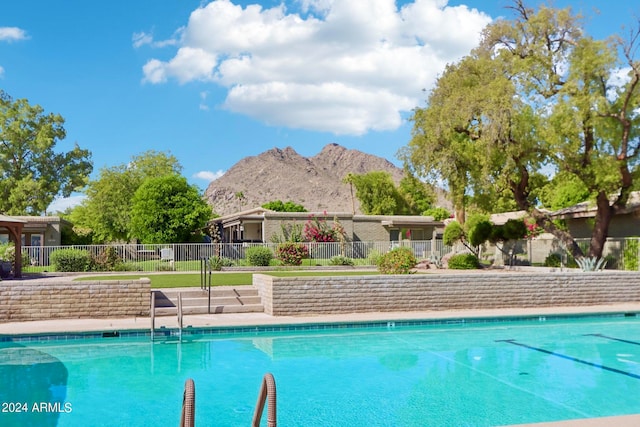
[480,236,640,271]
[19,236,640,273]
[20,240,452,273]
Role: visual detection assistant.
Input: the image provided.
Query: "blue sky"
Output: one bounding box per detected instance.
[0,0,637,212]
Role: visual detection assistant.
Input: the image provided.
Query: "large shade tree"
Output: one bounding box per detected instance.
[0,91,92,214]
[130,174,211,243]
[403,0,640,259]
[77,150,182,242]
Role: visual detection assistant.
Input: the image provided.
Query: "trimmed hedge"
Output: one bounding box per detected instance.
[50,248,92,272]
[447,253,480,270]
[246,246,273,266]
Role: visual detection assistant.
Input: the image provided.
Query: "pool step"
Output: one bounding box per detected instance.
[152,287,264,316]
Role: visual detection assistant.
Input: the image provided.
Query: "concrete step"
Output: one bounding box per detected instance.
[155,304,264,316]
[152,287,263,316]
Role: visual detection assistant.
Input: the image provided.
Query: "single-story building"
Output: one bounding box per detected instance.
[208,207,444,244]
[0,216,70,247]
[550,191,640,239]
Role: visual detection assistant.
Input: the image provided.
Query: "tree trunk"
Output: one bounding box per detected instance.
[588,191,614,258]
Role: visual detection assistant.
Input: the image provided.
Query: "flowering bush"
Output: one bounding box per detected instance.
[524,218,543,239]
[303,213,348,243]
[377,247,417,274]
[276,242,309,266]
[303,213,335,242]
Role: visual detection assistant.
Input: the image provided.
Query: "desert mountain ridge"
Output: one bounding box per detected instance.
[204,143,448,216]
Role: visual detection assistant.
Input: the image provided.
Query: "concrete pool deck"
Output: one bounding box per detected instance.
[1,302,640,426]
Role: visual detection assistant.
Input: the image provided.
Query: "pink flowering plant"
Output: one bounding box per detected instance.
[276,242,309,266]
[303,212,348,243]
[524,218,543,239]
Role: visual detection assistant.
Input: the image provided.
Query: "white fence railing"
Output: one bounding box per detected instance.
[19,236,640,273]
[20,240,451,273]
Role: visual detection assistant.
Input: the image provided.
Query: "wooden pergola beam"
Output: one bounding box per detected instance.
[0,216,26,278]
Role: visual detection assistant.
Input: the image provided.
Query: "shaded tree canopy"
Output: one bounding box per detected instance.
[402,0,640,258]
[74,150,182,242]
[348,171,409,215]
[261,200,307,212]
[130,174,211,243]
[347,170,435,215]
[0,91,92,215]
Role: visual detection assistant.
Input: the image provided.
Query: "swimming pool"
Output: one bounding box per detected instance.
[1,315,640,426]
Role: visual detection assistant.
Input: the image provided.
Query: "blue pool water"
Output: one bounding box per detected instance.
[2,315,640,426]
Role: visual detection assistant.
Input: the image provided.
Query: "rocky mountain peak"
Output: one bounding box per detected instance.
[203,143,407,216]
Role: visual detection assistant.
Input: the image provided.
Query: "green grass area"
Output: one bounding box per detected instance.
[23,258,374,274]
[73,270,379,288]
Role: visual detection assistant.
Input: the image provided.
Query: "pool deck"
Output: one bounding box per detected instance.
[1,299,640,426]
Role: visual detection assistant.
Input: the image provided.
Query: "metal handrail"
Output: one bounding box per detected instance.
[252,373,277,427]
[150,291,156,340]
[179,378,195,427]
[177,293,183,337]
[200,257,212,313]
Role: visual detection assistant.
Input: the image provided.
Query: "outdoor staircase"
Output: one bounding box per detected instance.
[152,287,264,316]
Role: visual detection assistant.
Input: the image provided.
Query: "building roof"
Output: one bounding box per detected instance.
[209,207,442,227]
[0,215,27,224]
[551,191,640,219]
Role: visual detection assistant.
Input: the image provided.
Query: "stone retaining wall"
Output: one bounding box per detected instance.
[0,279,150,322]
[253,272,640,316]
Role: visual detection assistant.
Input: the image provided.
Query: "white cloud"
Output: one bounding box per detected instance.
[0,27,28,42]
[141,0,491,135]
[199,91,210,110]
[132,31,154,48]
[193,170,225,181]
[0,66,4,79]
[47,195,86,213]
[132,30,180,49]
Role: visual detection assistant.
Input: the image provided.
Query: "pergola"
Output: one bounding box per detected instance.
[0,214,26,278]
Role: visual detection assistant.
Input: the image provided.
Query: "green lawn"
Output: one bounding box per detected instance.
[73,270,379,288]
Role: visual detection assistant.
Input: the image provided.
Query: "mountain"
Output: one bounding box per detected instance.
[203,143,446,216]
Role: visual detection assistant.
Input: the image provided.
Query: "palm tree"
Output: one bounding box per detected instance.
[342,173,356,215]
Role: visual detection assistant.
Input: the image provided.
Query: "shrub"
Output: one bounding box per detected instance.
[50,249,92,272]
[624,239,639,271]
[544,253,562,267]
[543,252,578,268]
[208,256,235,271]
[90,246,123,271]
[329,256,354,266]
[447,253,480,270]
[377,247,417,274]
[367,249,382,266]
[276,242,309,266]
[246,246,273,266]
[0,242,29,266]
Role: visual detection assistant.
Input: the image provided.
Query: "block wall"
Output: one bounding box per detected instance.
[253,272,640,316]
[0,279,151,322]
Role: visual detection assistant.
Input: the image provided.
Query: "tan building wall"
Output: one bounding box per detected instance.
[566,212,640,239]
[253,272,640,316]
[352,215,391,241]
[263,212,355,242]
[0,278,150,322]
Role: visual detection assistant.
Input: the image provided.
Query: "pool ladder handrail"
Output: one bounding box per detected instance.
[200,257,212,313]
[177,292,183,337]
[150,291,156,340]
[150,291,184,340]
[252,373,277,427]
[179,378,195,427]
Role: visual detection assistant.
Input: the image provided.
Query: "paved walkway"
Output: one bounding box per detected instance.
[2,303,640,334]
[2,300,640,426]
